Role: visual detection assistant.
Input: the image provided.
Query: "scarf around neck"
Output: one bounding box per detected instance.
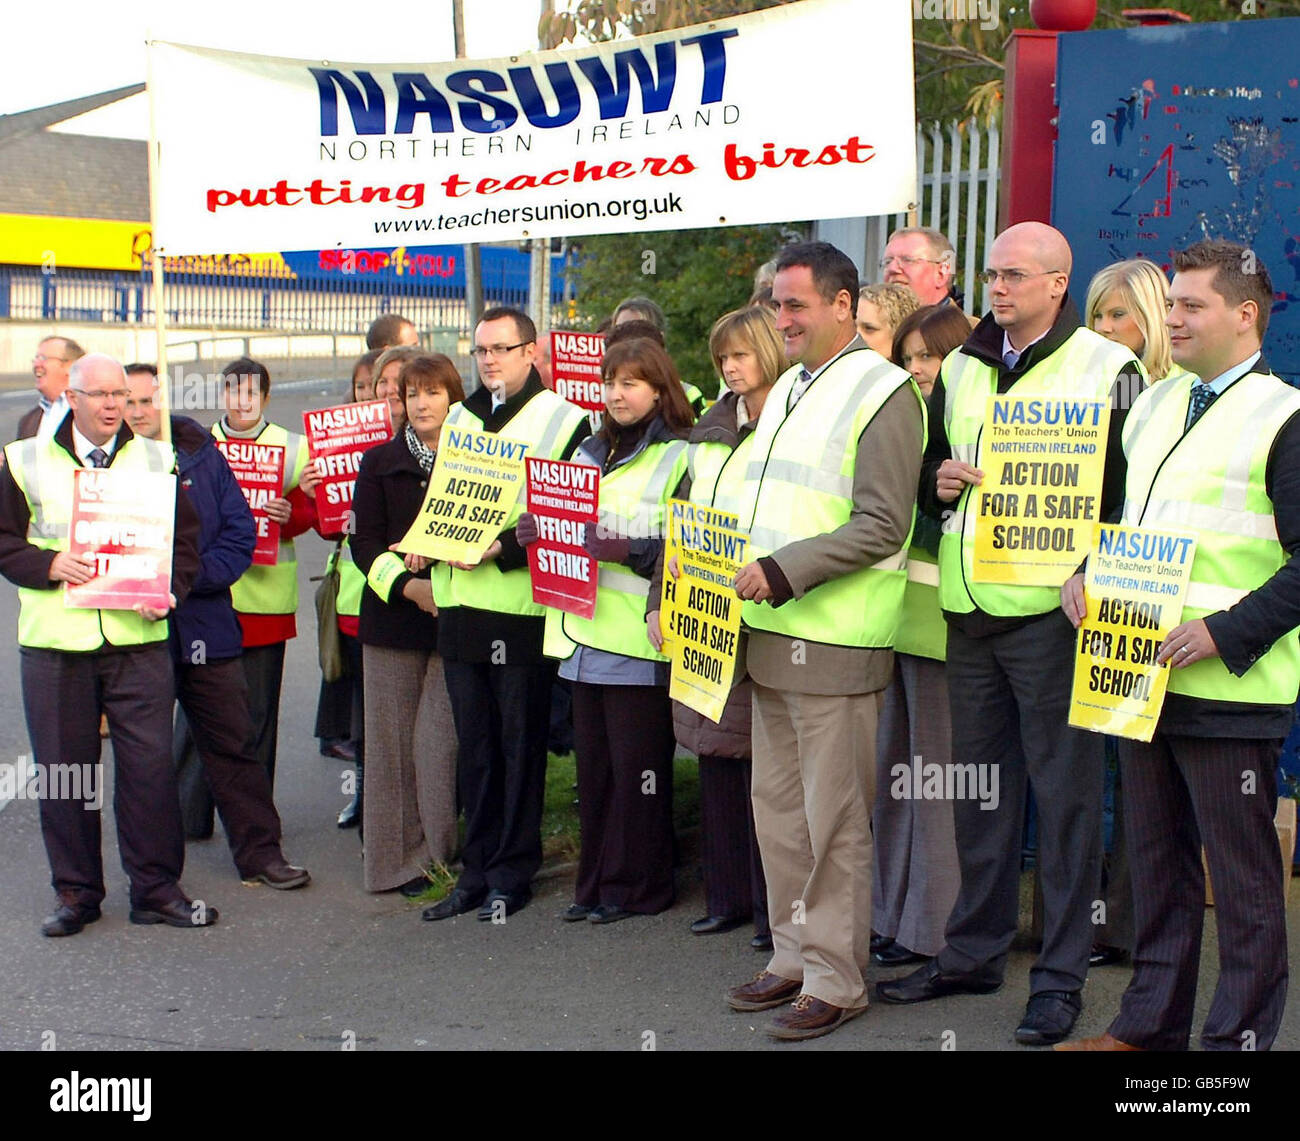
[404,422,437,473]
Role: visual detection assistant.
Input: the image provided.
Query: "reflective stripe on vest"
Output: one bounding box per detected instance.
[737,351,923,647]
[443,390,588,617]
[1121,368,1300,705]
[548,438,688,662]
[212,420,308,616]
[937,328,1140,617]
[4,433,176,651]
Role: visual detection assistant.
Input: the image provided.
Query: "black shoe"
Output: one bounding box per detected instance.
[41,903,102,938]
[751,932,774,952]
[1015,990,1082,1046]
[873,942,932,966]
[589,903,634,924]
[477,889,531,920]
[874,959,1002,1004]
[398,875,431,898]
[422,887,485,921]
[870,931,893,955]
[246,861,311,891]
[690,914,747,935]
[561,904,592,922]
[1089,944,1129,968]
[129,898,218,928]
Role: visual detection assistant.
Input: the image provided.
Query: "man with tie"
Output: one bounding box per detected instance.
[0,353,213,935]
[1059,240,1300,1052]
[18,336,84,441]
[876,223,1143,1046]
[723,241,925,1039]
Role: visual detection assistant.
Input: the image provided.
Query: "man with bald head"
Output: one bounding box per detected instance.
[19,335,84,440]
[0,353,212,935]
[876,223,1144,1046]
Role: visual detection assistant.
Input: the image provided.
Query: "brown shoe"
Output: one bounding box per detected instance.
[726,970,801,1012]
[768,994,866,1041]
[1054,1032,1144,1052]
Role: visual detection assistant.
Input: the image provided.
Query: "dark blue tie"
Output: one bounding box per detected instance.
[1186,385,1218,430]
[88,448,108,468]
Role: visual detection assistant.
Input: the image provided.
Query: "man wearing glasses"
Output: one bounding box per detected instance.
[880,227,959,309]
[0,353,213,935]
[423,307,589,922]
[20,336,84,441]
[876,222,1144,1047]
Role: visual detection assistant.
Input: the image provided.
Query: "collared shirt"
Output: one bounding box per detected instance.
[1185,351,1261,430]
[70,423,117,466]
[37,394,69,441]
[790,334,866,408]
[1001,327,1050,371]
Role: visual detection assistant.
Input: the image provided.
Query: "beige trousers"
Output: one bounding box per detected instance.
[751,684,880,1009]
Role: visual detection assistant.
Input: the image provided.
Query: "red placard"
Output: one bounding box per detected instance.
[304,400,394,534]
[550,331,606,412]
[526,457,599,620]
[65,468,175,611]
[215,439,284,566]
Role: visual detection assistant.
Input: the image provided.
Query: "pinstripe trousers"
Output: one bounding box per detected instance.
[1109,734,1288,1051]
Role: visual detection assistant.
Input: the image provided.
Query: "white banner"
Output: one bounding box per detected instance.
[149,0,915,255]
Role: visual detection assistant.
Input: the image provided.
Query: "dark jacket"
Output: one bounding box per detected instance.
[16,406,40,441]
[0,412,202,635]
[168,415,254,663]
[351,433,438,650]
[437,369,589,664]
[918,295,1143,638]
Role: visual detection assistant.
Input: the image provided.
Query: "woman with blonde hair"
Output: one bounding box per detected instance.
[1085,258,1189,382]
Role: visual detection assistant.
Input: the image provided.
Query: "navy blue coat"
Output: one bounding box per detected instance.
[168,415,255,664]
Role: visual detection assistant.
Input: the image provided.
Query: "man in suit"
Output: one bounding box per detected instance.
[1059,240,1300,1052]
[19,336,84,440]
[0,353,215,935]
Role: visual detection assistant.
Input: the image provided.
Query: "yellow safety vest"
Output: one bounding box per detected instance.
[1122,367,1300,705]
[737,350,924,647]
[938,328,1140,617]
[442,390,589,617]
[686,431,753,518]
[211,420,308,616]
[546,437,688,661]
[4,432,175,651]
[898,515,946,661]
[332,539,364,618]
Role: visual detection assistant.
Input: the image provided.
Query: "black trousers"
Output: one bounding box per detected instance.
[314,632,363,749]
[22,644,186,910]
[937,611,1103,995]
[444,659,553,896]
[174,657,285,877]
[572,682,677,914]
[698,755,768,932]
[1110,734,1288,1051]
[240,642,286,787]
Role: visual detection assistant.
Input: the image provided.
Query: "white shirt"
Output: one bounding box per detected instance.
[37,394,69,442]
[1001,328,1050,371]
[71,423,117,467]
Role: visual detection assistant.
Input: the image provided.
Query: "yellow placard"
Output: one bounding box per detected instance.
[971,395,1110,585]
[657,501,682,653]
[1068,523,1197,742]
[397,426,527,563]
[664,499,746,723]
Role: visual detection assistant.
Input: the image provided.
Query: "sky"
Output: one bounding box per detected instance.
[2,0,557,136]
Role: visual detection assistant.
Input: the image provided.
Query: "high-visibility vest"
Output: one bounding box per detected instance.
[682,381,707,419]
[546,437,688,661]
[442,391,588,617]
[211,420,308,616]
[737,350,924,647]
[332,539,364,618]
[4,432,175,651]
[937,328,1139,617]
[686,430,753,517]
[366,546,450,607]
[898,515,946,661]
[1122,368,1300,705]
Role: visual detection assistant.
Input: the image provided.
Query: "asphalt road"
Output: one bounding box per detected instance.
[0,379,1295,1056]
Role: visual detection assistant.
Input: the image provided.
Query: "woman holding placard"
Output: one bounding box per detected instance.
[645,306,783,948]
[868,305,972,967]
[350,354,465,894]
[519,338,693,923]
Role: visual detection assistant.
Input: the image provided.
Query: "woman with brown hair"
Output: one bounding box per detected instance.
[350,353,465,894]
[519,337,693,923]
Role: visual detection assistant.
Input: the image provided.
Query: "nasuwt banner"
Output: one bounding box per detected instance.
[1068,524,1197,742]
[971,396,1110,586]
[551,331,606,411]
[398,426,527,563]
[665,499,746,724]
[303,400,394,534]
[214,439,284,565]
[526,457,599,619]
[65,469,175,611]
[148,0,915,255]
